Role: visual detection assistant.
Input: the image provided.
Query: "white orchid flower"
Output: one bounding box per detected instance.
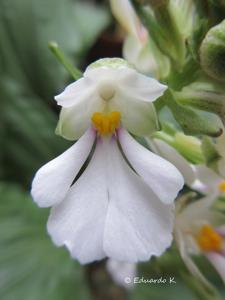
[175,196,225,285]
[110,0,170,77]
[107,259,137,289]
[32,110,184,264]
[55,58,167,140]
[191,165,225,197]
[147,137,225,198]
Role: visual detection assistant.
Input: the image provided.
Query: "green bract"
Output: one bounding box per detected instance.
[200,20,225,82]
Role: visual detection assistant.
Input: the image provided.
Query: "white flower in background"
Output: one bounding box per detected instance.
[191,165,225,197]
[110,0,170,78]
[147,138,196,187]
[31,113,184,263]
[55,58,167,140]
[150,133,225,284]
[107,259,137,289]
[147,136,225,197]
[175,196,225,285]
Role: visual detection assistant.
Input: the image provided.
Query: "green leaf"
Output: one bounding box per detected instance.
[132,278,196,300]
[0,182,89,300]
[174,78,225,123]
[0,0,110,100]
[181,272,221,300]
[1,77,71,186]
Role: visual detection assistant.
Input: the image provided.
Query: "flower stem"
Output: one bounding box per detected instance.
[84,260,129,300]
[48,41,82,80]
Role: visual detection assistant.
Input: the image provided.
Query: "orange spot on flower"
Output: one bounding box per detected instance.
[218,181,225,193]
[92,111,121,135]
[197,224,223,252]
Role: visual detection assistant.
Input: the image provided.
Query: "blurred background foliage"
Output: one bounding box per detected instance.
[0,0,225,299]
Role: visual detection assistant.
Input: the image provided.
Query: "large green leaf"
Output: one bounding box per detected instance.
[0,0,110,99]
[2,76,71,186]
[0,182,89,300]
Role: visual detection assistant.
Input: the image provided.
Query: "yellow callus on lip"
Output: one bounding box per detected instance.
[92,111,121,135]
[197,224,223,252]
[218,180,225,193]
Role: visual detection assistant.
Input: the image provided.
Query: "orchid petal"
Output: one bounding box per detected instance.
[123,35,170,78]
[206,252,225,284]
[110,0,140,38]
[55,78,96,108]
[176,196,224,230]
[55,60,166,140]
[103,137,174,262]
[123,35,157,75]
[85,65,167,103]
[56,97,104,140]
[118,73,167,103]
[175,228,212,288]
[119,129,184,204]
[107,259,137,289]
[150,139,195,187]
[31,128,95,207]
[192,165,222,194]
[84,65,136,83]
[111,96,159,136]
[216,226,225,238]
[47,139,108,264]
[218,159,225,178]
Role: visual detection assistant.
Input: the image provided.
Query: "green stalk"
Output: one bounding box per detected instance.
[48,42,82,80]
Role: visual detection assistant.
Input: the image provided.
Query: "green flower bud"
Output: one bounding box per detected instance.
[200,20,225,82]
[202,137,221,169]
[174,132,204,164]
[154,127,205,163]
[174,80,225,123]
[165,90,223,137]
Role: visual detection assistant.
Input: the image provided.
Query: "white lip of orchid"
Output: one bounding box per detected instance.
[98,80,116,102]
[31,107,184,263]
